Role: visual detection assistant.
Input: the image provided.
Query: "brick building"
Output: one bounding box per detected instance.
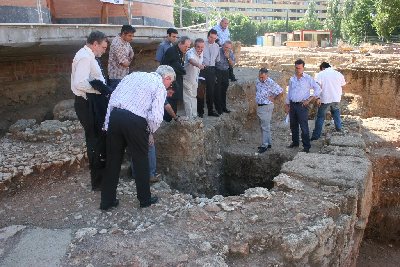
[0,0,173,27]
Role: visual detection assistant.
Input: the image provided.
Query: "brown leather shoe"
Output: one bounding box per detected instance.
[149,174,161,183]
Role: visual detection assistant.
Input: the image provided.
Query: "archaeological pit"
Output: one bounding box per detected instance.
[0,26,399,266]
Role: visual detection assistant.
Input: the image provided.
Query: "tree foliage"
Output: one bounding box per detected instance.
[302,0,322,30]
[324,0,342,41]
[373,0,400,39]
[173,0,205,27]
[341,0,376,44]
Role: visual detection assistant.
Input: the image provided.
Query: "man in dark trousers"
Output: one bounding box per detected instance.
[215,40,235,114]
[197,29,220,117]
[161,36,191,121]
[71,31,112,191]
[100,65,176,210]
[285,59,321,153]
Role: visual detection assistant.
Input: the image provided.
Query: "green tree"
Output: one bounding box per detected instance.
[209,12,258,45]
[341,0,376,44]
[173,0,205,27]
[373,0,400,39]
[302,0,322,30]
[324,0,342,41]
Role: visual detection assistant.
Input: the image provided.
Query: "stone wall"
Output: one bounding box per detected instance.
[0,43,159,135]
[340,68,400,119]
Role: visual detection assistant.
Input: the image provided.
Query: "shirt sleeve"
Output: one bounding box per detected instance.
[310,77,322,98]
[340,73,346,86]
[230,51,235,65]
[155,44,164,62]
[271,79,283,95]
[285,79,291,104]
[73,57,96,93]
[147,85,167,133]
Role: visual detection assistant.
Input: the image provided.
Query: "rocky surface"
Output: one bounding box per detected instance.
[1,46,399,266]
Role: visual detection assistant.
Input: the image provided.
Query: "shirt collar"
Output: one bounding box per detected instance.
[84,45,95,58]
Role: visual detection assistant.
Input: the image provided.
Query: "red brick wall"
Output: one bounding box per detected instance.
[1,0,37,7]
[51,0,173,23]
[0,55,72,85]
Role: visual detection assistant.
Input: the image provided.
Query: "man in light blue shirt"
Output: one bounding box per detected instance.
[155,28,178,63]
[285,59,321,153]
[256,68,283,153]
[213,18,230,46]
[213,18,237,82]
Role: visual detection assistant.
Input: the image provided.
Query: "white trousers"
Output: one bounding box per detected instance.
[183,79,198,119]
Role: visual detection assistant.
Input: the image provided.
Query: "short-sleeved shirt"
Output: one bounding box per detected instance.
[108,36,133,79]
[285,73,321,104]
[213,24,230,45]
[256,77,283,105]
[315,68,346,103]
[155,39,173,62]
[184,47,203,85]
[216,48,235,71]
[203,42,220,67]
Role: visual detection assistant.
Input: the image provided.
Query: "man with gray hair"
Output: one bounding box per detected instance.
[183,38,205,118]
[161,36,192,121]
[100,65,176,210]
[71,30,110,191]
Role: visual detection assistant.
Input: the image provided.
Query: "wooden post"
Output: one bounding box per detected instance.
[101,3,110,24]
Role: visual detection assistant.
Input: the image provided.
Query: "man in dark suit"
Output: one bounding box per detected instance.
[161,36,191,121]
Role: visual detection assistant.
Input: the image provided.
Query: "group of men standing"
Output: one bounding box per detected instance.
[70,18,237,210]
[255,59,346,154]
[71,19,345,211]
[157,18,236,119]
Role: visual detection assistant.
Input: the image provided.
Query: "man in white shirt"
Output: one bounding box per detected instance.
[311,62,346,141]
[71,31,110,191]
[100,65,176,210]
[183,38,205,119]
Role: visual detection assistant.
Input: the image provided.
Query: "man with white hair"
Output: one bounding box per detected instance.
[100,65,176,210]
[213,17,237,82]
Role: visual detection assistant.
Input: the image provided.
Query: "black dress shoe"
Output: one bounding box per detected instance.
[100,199,119,211]
[310,137,318,141]
[267,145,272,149]
[223,109,231,113]
[140,196,159,208]
[208,112,219,117]
[288,143,299,148]
[198,114,203,118]
[258,147,268,153]
[302,148,310,153]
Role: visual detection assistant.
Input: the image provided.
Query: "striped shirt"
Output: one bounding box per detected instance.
[285,73,321,104]
[256,77,283,105]
[108,36,134,79]
[71,45,104,99]
[104,72,167,133]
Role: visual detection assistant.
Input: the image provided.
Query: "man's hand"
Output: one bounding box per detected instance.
[224,51,230,58]
[198,64,205,70]
[316,98,321,107]
[149,133,154,146]
[268,96,274,103]
[285,104,290,113]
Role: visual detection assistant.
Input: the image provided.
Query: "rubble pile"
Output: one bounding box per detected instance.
[0,119,86,190]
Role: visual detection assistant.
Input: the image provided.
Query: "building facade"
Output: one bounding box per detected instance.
[191,0,330,21]
[0,0,173,27]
